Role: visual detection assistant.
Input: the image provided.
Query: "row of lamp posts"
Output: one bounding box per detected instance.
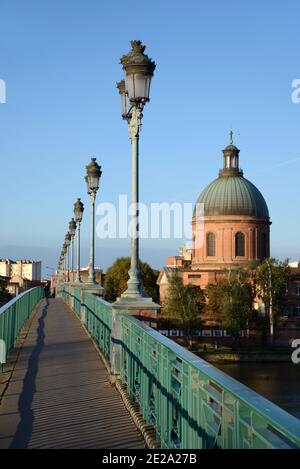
[57,158,102,291]
[57,40,159,317]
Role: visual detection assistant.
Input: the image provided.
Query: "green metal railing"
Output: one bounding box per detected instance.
[120,315,300,449]
[62,285,300,449]
[61,286,112,361]
[0,287,44,366]
[73,287,81,316]
[62,287,69,304]
[61,285,81,315]
[82,292,112,361]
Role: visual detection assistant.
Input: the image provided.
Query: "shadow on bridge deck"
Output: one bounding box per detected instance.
[0,298,145,449]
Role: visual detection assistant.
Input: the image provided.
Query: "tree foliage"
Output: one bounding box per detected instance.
[204,283,225,322]
[249,258,291,343]
[250,258,290,317]
[205,259,291,344]
[206,269,253,343]
[221,271,253,342]
[0,277,12,304]
[164,270,205,348]
[104,257,159,302]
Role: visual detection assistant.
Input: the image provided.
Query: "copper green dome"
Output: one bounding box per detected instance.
[194,135,270,219]
[194,175,269,217]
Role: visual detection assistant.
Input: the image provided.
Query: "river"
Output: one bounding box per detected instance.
[216,362,300,420]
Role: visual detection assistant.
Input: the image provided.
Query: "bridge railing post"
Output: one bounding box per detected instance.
[110,299,159,383]
[78,285,104,324]
[110,305,123,383]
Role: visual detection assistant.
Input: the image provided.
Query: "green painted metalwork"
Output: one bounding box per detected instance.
[82,291,112,361]
[120,314,300,449]
[62,286,300,449]
[61,285,69,304]
[61,284,81,315]
[63,286,112,361]
[73,287,81,316]
[0,287,44,366]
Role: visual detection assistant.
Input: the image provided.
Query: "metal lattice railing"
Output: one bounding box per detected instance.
[120,315,300,449]
[82,292,112,361]
[73,287,81,316]
[61,285,300,449]
[0,287,44,366]
[61,285,112,361]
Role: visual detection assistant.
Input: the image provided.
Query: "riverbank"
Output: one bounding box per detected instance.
[195,349,292,363]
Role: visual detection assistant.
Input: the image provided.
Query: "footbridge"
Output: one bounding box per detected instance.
[0,286,300,449]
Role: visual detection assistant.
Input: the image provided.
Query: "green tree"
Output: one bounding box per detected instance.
[164,270,204,349]
[204,283,225,323]
[0,277,12,304]
[221,270,253,345]
[104,257,159,302]
[250,258,290,345]
[205,269,253,346]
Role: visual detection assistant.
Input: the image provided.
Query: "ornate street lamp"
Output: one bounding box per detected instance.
[69,218,77,276]
[85,157,102,285]
[117,40,156,299]
[74,198,84,283]
[65,232,71,282]
[62,243,67,282]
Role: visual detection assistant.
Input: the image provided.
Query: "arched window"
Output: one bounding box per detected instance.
[235,232,245,257]
[207,232,216,256]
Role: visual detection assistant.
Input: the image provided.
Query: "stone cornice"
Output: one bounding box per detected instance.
[192,217,271,225]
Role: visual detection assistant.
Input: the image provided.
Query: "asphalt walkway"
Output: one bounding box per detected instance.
[0,298,144,449]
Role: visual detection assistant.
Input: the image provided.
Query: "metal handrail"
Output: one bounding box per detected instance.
[0,286,44,365]
[62,285,300,449]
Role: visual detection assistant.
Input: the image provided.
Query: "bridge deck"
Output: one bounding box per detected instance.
[0,298,145,449]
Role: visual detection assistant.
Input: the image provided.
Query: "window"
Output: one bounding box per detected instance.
[296,284,300,295]
[207,232,216,256]
[235,232,245,257]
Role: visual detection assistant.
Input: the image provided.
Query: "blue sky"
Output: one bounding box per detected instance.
[0,0,300,277]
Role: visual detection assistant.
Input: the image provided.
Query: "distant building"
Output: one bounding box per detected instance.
[0,259,42,297]
[0,259,42,281]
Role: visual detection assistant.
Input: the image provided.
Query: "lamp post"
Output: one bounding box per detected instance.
[62,243,67,282]
[74,198,84,283]
[85,157,102,285]
[267,260,274,346]
[69,218,77,280]
[117,40,156,299]
[65,233,71,282]
[57,257,63,289]
[59,253,62,279]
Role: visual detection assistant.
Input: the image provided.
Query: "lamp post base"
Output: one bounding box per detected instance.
[80,283,104,297]
[74,279,83,284]
[110,294,159,380]
[113,294,159,323]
